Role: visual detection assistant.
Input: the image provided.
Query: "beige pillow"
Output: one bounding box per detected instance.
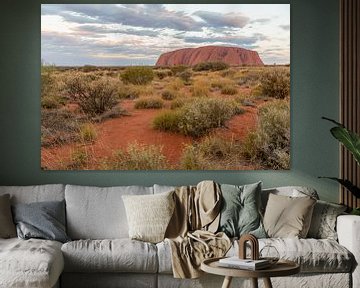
[122,191,175,243]
[263,193,316,238]
[0,194,16,238]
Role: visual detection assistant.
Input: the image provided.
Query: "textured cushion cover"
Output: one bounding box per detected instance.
[122,191,175,243]
[218,182,266,238]
[12,200,70,243]
[62,239,158,273]
[0,194,16,238]
[65,185,153,239]
[308,200,347,240]
[263,193,316,238]
[0,238,64,288]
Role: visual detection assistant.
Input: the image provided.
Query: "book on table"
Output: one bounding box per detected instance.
[218,257,271,270]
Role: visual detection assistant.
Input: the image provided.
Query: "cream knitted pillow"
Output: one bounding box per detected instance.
[122,191,175,243]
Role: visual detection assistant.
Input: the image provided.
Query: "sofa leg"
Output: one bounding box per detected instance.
[221,276,232,288]
[263,277,273,288]
[251,278,258,288]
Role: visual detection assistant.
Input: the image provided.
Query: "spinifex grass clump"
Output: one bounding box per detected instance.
[161,90,177,100]
[242,100,290,169]
[134,97,164,109]
[221,85,238,95]
[120,66,154,85]
[260,68,290,99]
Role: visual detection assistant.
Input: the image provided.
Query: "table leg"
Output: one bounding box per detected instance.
[251,278,258,288]
[263,277,273,288]
[221,276,233,288]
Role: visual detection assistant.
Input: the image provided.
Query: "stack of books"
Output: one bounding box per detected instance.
[218,257,271,270]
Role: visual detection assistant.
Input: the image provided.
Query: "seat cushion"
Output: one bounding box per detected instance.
[65,185,153,239]
[157,238,354,274]
[62,239,158,273]
[0,238,64,288]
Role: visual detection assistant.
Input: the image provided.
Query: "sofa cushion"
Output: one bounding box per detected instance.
[0,238,64,288]
[157,238,353,274]
[0,194,16,238]
[122,191,175,243]
[0,184,65,204]
[263,194,316,238]
[65,185,153,239]
[61,239,158,273]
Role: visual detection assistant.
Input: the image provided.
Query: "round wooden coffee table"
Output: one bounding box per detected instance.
[201,257,300,288]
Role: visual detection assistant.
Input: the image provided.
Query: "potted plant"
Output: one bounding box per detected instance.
[320,117,360,215]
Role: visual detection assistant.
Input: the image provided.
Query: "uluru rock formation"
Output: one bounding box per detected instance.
[155,46,264,67]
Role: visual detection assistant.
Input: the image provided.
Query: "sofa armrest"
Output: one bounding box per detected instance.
[337,215,360,288]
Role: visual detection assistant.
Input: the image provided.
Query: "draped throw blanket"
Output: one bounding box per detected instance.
[165,181,231,278]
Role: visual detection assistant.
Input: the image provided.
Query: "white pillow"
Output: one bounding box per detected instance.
[122,191,175,243]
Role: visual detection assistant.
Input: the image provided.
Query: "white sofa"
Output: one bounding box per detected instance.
[0,184,358,288]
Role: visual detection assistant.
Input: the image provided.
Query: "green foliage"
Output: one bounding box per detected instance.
[170,98,187,110]
[260,68,290,99]
[221,85,238,95]
[109,142,168,170]
[177,98,236,137]
[193,62,229,72]
[134,98,164,109]
[155,69,172,79]
[120,66,154,85]
[161,90,177,100]
[170,65,188,76]
[118,85,140,99]
[242,100,290,169]
[153,111,180,132]
[67,148,90,170]
[79,123,97,143]
[66,75,119,116]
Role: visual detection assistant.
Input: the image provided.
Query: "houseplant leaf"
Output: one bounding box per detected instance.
[323,117,360,165]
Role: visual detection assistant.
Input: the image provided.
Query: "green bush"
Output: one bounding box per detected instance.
[134,98,164,109]
[193,62,229,72]
[153,111,180,132]
[66,75,119,116]
[242,100,290,169]
[221,85,238,95]
[120,66,154,85]
[260,68,290,99]
[118,85,140,99]
[109,142,168,170]
[177,98,236,137]
[161,90,177,100]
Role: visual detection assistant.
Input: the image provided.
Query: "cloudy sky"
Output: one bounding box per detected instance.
[41,4,290,66]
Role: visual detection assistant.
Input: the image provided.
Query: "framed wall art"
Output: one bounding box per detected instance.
[41,4,290,170]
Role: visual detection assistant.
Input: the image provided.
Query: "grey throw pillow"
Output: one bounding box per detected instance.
[0,194,16,238]
[12,200,70,243]
[307,200,347,240]
[218,182,266,238]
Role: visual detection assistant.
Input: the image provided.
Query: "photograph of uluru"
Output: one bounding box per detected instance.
[41,4,290,170]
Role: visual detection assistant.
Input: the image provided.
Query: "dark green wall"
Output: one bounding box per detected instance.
[0,0,340,202]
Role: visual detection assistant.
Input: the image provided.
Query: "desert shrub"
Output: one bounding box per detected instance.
[237,70,262,87]
[134,97,164,109]
[79,123,97,143]
[118,85,140,99]
[41,109,83,147]
[66,148,90,170]
[41,95,62,109]
[167,78,184,91]
[120,66,154,85]
[109,142,168,170]
[178,70,192,84]
[170,98,186,109]
[81,65,97,73]
[193,62,229,72]
[260,68,290,99]
[221,85,238,95]
[161,90,177,100]
[153,111,180,132]
[220,68,236,78]
[177,98,236,137]
[170,65,188,76]
[93,106,128,122]
[242,100,290,169]
[155,69,172,79]
[66,75,119,116]
[180,136,242,170]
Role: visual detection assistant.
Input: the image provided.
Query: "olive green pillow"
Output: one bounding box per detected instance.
[263,193,316,238]
[0,194,16,238]
[218,182,266,238]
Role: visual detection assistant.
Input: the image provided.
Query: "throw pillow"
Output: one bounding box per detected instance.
[12,200,70,243]
[0,194,16,238]
[263,193,316,238]
[122,191,175,243]
[307,200,347,240]
[218,182,266,238]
